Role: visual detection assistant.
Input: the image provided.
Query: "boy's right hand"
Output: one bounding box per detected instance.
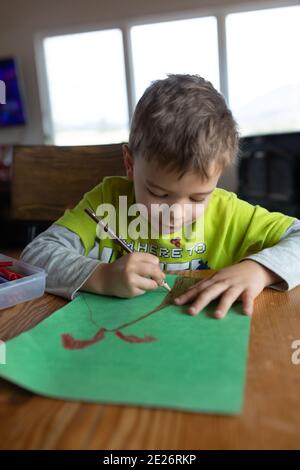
[82,252,166,298]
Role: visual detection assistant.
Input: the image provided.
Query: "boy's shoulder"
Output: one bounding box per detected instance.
[97,175,133,194]
[210,187,295,231]
[208,187,265,219]
[211,187,261,210]
[101,175,133,189]
[101,175,135,205]
[85,175,134,206]
[212,187,237,200]
[209,187,239,208]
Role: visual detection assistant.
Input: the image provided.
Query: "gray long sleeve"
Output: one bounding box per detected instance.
[20,219,300,300]
[242,218,300,291]
[20,224,102,299]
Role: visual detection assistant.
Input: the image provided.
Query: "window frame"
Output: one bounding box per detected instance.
[34,0,299,144]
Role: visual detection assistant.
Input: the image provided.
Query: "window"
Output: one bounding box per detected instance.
[39,3,300,144]
[43,29,129,145]
[226,5,300,136]
[130,17,219,104]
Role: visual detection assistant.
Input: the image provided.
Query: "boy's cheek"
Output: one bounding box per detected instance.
[133,185,151,206]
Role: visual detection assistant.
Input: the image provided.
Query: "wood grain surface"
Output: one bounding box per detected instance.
[1,251,300,449]
[12,144,125,221]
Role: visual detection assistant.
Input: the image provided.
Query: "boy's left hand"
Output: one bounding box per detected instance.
[174,259,282,319]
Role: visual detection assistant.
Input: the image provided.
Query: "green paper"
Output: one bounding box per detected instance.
[0,275,251,414]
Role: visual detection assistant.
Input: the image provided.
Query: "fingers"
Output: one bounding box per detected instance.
[175,274,218,302]
[174,276,219,306]
[136,262,165,287]
[182,281,229,316]
[122,253,165,292]
[128,252,165,285]
[214,287,243,319]
[176,281,255,318]
[132,274,161,293]
[240,291,254,316]
[130,252,160,265]
[174,285,201,305]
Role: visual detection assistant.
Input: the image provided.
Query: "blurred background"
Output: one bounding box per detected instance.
[0,0,299,247]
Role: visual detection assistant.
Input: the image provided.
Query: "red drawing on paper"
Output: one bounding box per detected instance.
[115,330,156,343]
[61,294,169,350]
[61,277,192,350]
[62,328,106,350]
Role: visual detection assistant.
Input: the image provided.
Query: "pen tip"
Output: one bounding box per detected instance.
[164,282,172,292]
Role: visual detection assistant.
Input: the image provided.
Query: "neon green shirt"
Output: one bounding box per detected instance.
[56,176,295,271]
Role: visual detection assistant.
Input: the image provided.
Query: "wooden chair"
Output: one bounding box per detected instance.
[11,143,126,241]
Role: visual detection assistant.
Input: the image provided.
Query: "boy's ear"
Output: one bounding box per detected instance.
[122,144,134,180]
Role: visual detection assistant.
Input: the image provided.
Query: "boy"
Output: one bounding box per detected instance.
[21,74,300,319]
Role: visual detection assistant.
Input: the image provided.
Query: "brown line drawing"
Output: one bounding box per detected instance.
[61,276,196,349]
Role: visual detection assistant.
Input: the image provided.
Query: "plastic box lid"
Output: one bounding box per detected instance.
[0,254,47,310]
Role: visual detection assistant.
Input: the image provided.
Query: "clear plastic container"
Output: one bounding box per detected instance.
[0,253,46,310]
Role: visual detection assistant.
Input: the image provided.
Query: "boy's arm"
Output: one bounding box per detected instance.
[239,218,300,291]
[21,222,166,301]
[174,218,300,319]
[20,224,104,300]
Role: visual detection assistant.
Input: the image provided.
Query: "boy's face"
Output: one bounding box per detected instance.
[123,145,222,234]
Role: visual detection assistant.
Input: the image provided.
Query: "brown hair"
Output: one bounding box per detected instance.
[128,74,239,178]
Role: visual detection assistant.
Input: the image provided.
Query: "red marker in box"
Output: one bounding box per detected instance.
[0,267,23,281]
[0,261,13,267]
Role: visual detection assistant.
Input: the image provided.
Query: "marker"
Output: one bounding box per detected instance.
[84,207,172,293]
[0,261,13,267]
[0,267,23,281]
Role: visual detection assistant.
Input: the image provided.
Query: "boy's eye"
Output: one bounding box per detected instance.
[147,188,205,202]
[147,188,168,198]
[190,197,205,203]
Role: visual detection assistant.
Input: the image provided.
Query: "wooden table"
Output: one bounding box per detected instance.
[1,259,300,450]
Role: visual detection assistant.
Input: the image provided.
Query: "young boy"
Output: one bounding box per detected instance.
[21,74,300,319]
